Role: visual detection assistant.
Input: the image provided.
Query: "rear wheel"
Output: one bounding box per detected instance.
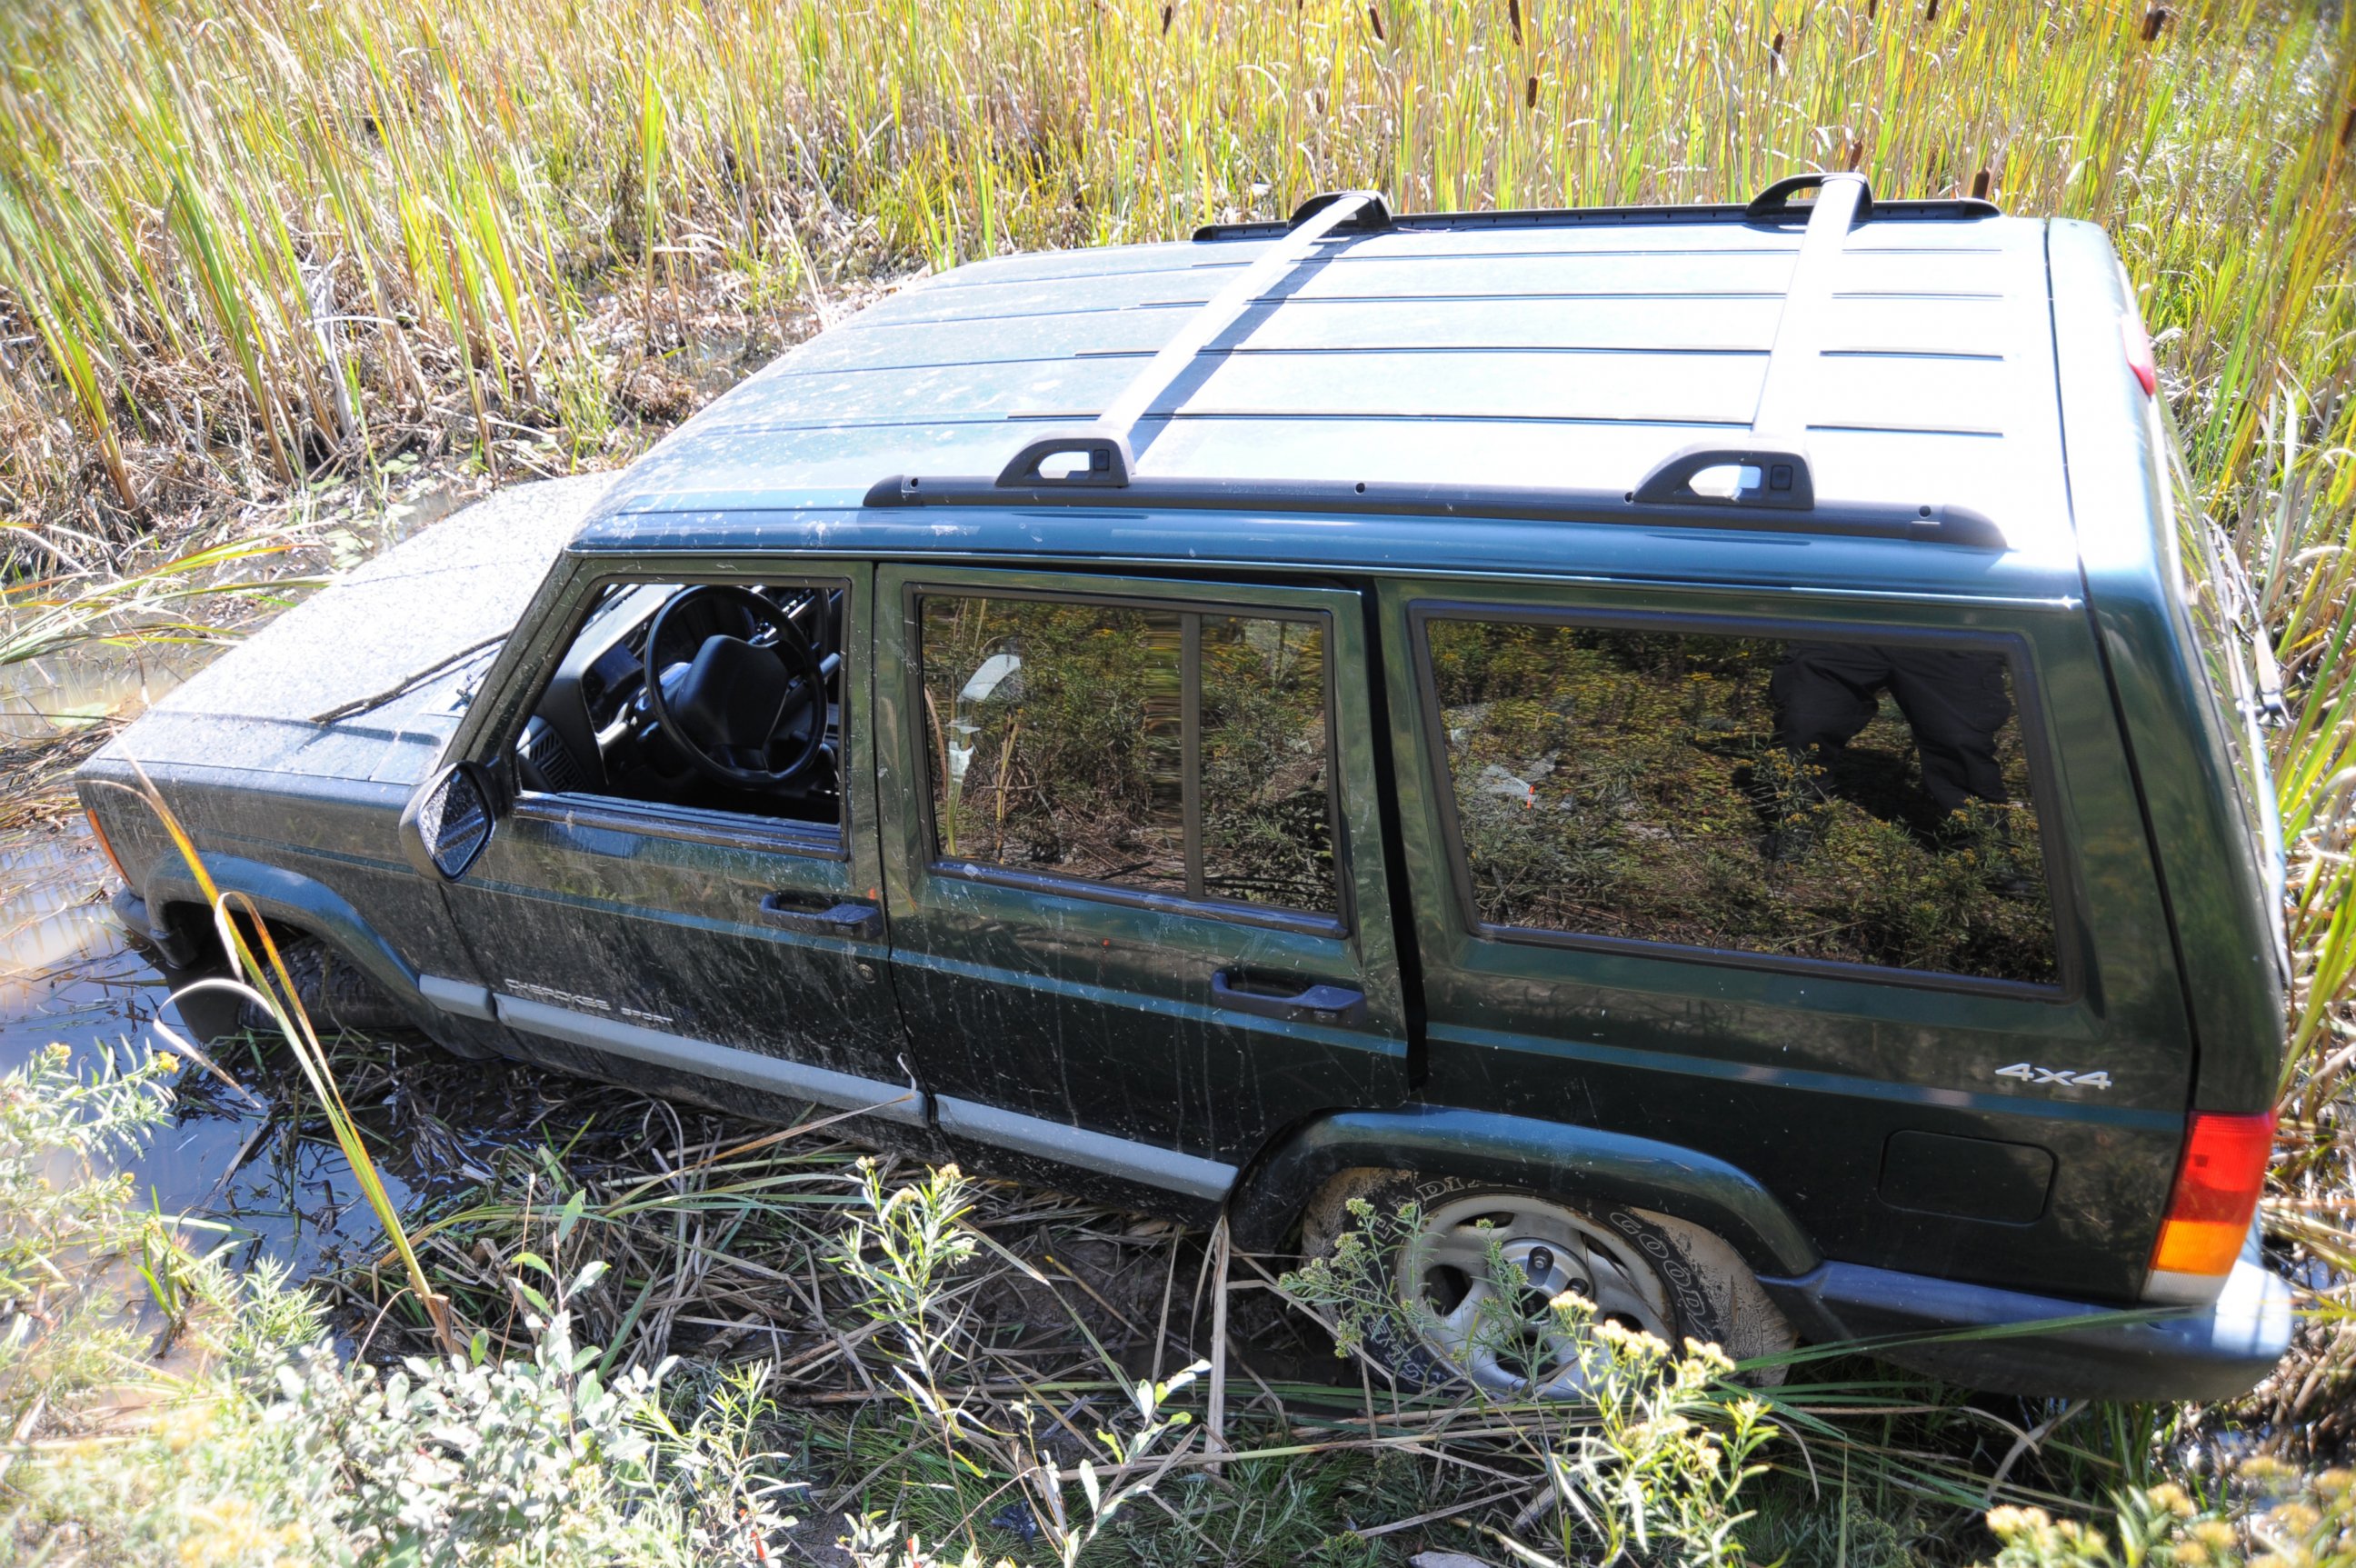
[1302,1171,1790,1396]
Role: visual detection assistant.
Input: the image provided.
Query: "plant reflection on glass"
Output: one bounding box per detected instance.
[921,594,1337,914]
[1430,622,2056,984]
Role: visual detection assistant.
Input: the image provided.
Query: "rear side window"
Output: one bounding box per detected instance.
[1421,614,2060,986]
[918,593,1339,914]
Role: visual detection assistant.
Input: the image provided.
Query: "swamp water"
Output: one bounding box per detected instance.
[0,653,415,1283]
[0,483,484,1281]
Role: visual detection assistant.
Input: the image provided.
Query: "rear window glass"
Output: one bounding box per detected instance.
[1423,615,2060,985]
[918,593,1339,914]
[2163,421,2281,877]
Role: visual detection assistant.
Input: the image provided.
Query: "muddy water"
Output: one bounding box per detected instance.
[0,586,430,1283]
[2,821,415,1285]
[0,474,618,1291]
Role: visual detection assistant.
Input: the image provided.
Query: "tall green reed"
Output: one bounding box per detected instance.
[0,0,2345,529]
[86,765,460,1352]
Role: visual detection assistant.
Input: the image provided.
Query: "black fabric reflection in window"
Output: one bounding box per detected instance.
[921,594,1338,915]
[1426,619,2058,984]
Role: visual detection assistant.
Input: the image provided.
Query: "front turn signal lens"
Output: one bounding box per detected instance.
[2148,1110,2275,1291]
[83,801,129,886]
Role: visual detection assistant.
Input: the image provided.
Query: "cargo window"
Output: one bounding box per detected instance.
[917,593,1339,914]
[1421,614,2060,986]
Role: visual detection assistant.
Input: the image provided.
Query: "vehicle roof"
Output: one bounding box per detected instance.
[578,201,2090,594]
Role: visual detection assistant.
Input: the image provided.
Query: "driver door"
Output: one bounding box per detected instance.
[433,559,917,1126]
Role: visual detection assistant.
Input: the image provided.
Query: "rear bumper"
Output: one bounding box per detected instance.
[1761,1248,2293,1403]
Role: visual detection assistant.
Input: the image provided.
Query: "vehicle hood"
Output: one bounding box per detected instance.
[100,474,614,787]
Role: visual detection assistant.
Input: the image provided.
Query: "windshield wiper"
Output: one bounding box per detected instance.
[310,634,506,725]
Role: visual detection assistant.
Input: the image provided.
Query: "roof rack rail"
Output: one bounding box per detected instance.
[863,470,2001,546]
[1191,174,1994,241]
[863,171,2006,551]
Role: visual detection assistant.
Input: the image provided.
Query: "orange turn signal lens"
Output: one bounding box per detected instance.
[83,801,129,887]
[2149,1110,2275,1279]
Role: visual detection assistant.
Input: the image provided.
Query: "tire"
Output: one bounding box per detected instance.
[239,936,504,1061]
[1300,1169,1792,1396]
[240,936,418,1035]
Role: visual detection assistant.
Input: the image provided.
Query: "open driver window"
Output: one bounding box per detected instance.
[515,576,848,833]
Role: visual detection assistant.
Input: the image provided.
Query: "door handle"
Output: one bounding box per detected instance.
[758,894,882,940]
[1212,968,1366,1026]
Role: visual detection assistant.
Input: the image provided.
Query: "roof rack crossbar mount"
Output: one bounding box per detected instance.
[1629,172,1866,513]
[993,190,1387,491]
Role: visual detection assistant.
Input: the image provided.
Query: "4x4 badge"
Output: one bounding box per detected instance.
[1994,1063,2112,1090]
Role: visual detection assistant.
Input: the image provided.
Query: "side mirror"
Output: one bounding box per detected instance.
[400,761,498,881]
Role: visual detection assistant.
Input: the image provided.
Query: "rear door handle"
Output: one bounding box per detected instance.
[758,894,882,940]
[1212,968,1366,1025]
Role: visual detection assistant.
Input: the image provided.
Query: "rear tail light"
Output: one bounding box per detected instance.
[2146,1110,2274,1301]
[2121,311,2158,397]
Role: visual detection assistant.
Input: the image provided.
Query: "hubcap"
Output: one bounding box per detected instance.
[1396,1193,1675,1397]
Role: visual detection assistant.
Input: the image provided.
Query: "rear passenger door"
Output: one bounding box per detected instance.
[876,566,1411,1203]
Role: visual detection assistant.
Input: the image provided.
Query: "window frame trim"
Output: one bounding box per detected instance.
[928,856,1350,939]
[508,789,851,862]
[903,576,1355,933]
[1408,598,2083,1002]
[483,563,859,863]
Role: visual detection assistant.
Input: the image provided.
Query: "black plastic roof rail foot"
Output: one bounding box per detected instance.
[996,434,1133,489]
[1287,189,1394,232]
[1633,443,1816,510]
[1747,172,1877,221]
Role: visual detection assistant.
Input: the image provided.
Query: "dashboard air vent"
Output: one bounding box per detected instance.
[520,718,584,794]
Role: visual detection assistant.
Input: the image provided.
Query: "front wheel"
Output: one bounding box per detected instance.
[236,934,499,1061]
[1301,1172,1791,1397]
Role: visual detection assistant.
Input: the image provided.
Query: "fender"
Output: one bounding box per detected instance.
[142,852,451,1039]
[1228,1104,1822,1276]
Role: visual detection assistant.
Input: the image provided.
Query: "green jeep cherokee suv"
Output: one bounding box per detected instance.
[80,174,2294,1401]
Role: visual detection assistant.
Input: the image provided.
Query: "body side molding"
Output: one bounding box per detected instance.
[420,975,495,1020]
[495,994,926,1127]
[1228,1104,1821,1275]
[934,1095,1239,1202]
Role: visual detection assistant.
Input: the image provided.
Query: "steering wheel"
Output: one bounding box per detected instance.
[640,584,829,792]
